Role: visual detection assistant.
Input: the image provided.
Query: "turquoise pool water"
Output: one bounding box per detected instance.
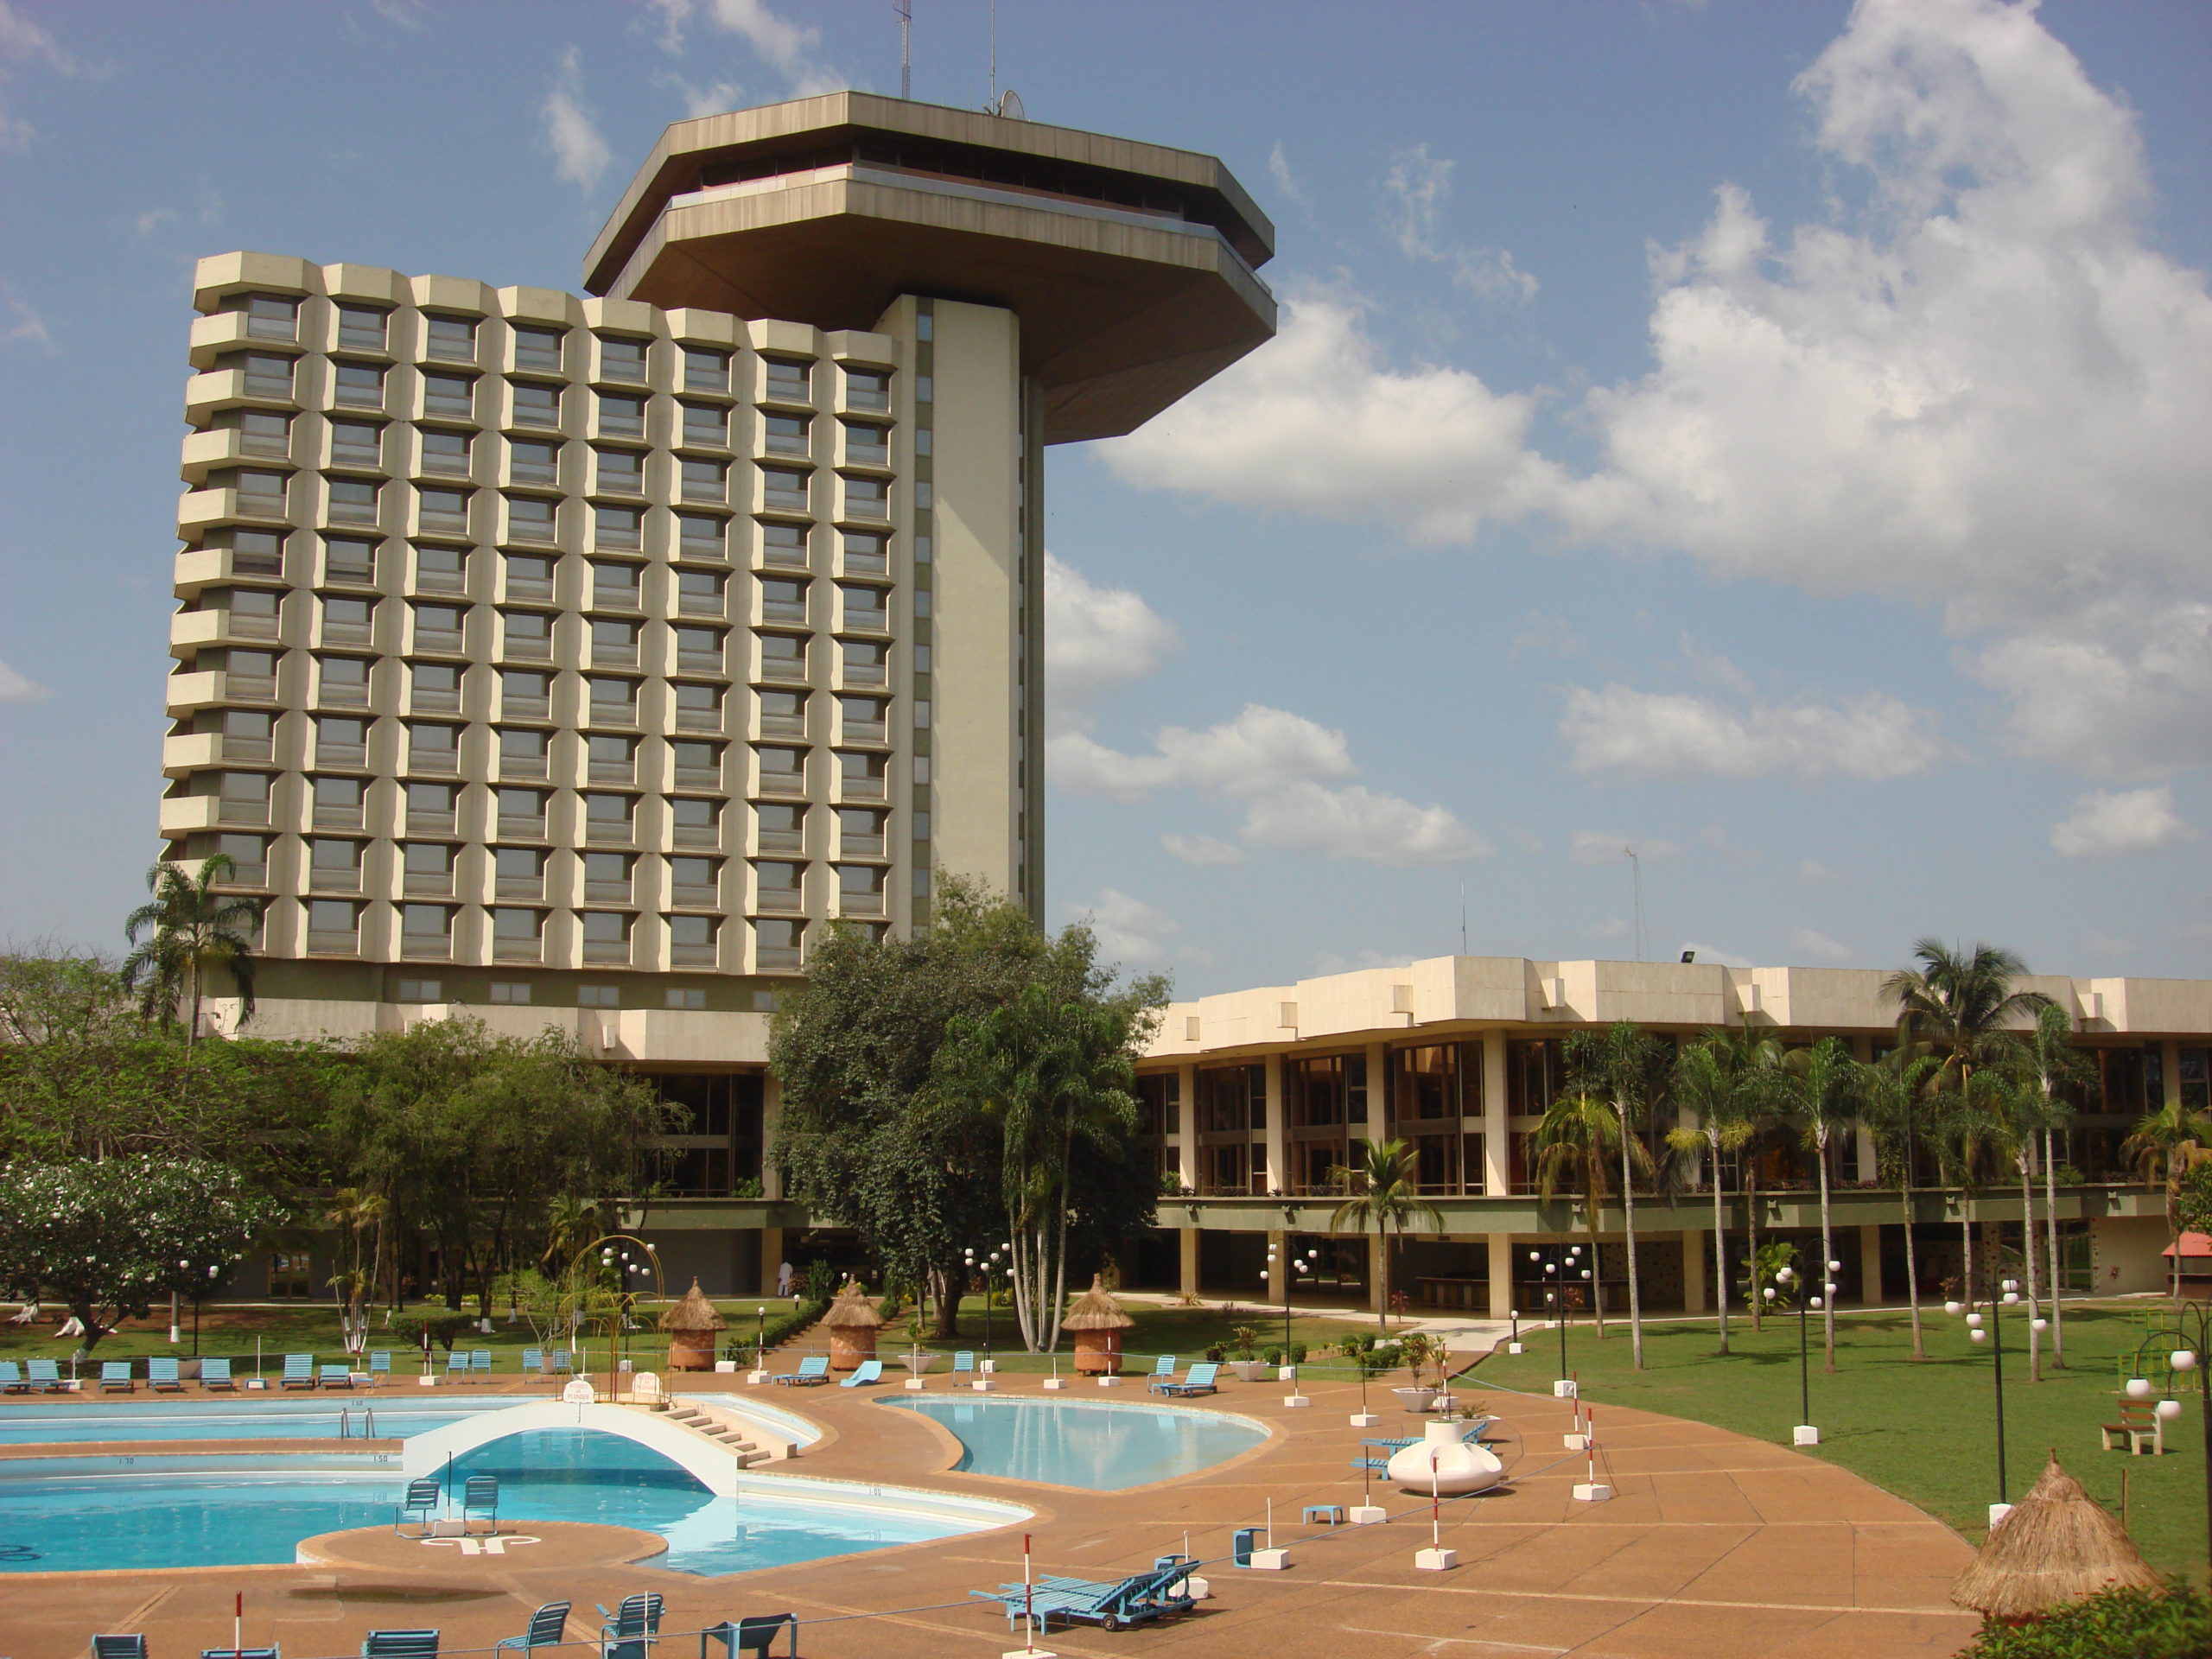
[0,1396,532,1445]
[883,1397,1268,1489]
[0,1421,1009,1573]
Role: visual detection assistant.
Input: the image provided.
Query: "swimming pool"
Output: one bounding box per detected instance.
[0,1395,534,1445]
[0,1405,1005,1573]
[883,1396,1268,1489]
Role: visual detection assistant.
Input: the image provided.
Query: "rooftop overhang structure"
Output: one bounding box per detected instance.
[584,91,1277,444]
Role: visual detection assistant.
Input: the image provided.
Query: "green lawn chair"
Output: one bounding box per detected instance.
[1150,1362,1218,1396]
[772,1355,829,1387]
[92,1637,148,1659]
[461,1474,499,1535]
[321,1363,355,1389]
[1149,1354,1178,1378]
[0,1360,24,1392]
[393,1477,442,1535]
[521,1347,544,1377]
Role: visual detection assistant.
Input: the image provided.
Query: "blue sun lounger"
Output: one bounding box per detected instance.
[971,1554,1199,1634]
[361,1630,439,1659]
[1149,1362,1218,1396]
[1149,1354,1178,1378]
[0,1361,23,1393]
[99,1360,135,1393]
[201,1356,236,1390]
[280,1353,317,1390]
[772,1355,829,1387]
[839,1359,883,1388]
[149,1357,184,1392]
[28,1357,65,1392]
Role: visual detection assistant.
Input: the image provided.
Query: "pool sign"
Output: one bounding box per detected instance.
[563,1379,596,1405]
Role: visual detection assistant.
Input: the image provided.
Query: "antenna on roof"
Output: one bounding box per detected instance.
[998,88,1025,120]
[895,0,912,100]
[1625,848,1645,963]
[989,0,997,108]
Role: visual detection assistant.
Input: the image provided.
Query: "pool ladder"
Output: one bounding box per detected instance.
[337,1406,378,1440]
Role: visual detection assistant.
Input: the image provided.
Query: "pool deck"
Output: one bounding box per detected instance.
[0,1370,1981,1659]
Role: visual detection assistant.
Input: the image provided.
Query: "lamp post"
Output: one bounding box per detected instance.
[577,1233,664,1396]
[963,1243,1010,1364]
[2162,1306,2211,1572]
[1527,1243,1590,1392]
[1264,1242,1319,1370]
[754,1305,767,1370]
[1764,1257,1836,1446]
[1947,1276,2035,1518]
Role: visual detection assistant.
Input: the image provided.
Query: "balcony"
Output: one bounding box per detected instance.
[756,766,805,798]
[842,492,889,524]
[841,605,888,635]
[412,626,465,655]
[307,929,359,956]
[404,869,454,897]
[499,753,549,782]
[591,585,642,613]
[217,795,270,826]
[409,806,460,836]
[762,486,810,514]
[845,378,891,412]
[674,704,723,735]
[838,772,887,804]
[590,699,639,728]
[423,388,475,421]
[597,407,646,441]
[673,760,722,791]
[160,732,224,776]
[754,886,804,913]
[331,375,387,412]
[841,659,888,690]
[680,476,728,505]
[759,709,805,739]
[582,938,632,966]
[677,589,727,620]
[840,718,887,746]
[584,878,633,906]
[493,934,543,963]
[409,747,459,777]
[505,512,557,545]
[495,874,544,901]
[504,573,556,604]
[843,438,890,468]
[418,448,472,479]
[839,891,887,918]
[316,677,370,709]
[509,394,563,431]
[840,830,887,859]
[760,540,808,570]
[317,739,367,767]
[757,823,804,854]
[410,683,461,716]
[399,932,451,959]
[313,800,366,830]
[763,367,811,403]
[306,866,358,894]
[585,819,635,848]
[417,505,469,536]
[177,487,289,536]
[671,939,717,967]
[504,690,550,721]
[595,521,643,554]
[757,944,803,971]
[503,632,554,663]
[678,529,729,563]
[841,544,888,578]
[338,320,388,353]
[671,820,721,850]
[588,755,635,785]
[677,645,725,676]
[497,812,545,842]
[591,639,640,671]
[321,617,373,648]
[671,881,718,909]
[156,795,223,835]
[413,562,468,595]
[174,545,286,593]
[507,455,558,487]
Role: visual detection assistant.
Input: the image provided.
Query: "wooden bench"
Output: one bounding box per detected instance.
[2101,1398,2164,1455]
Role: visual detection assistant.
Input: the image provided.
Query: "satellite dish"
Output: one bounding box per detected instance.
[998,88,1026,121]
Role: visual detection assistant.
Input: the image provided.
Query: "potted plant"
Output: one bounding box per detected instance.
[1224,1325,1269,1383]
[1390,1332,1441,1412]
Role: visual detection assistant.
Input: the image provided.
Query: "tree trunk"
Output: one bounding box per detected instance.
[929,1265,959,1339]
[1961,1208,1974,1310]
[1816,1128,1836,1372]
[1376,1220,1390,1332]
[2018,1154,2042,1382]
[1619,1106,1644,1370]
[1585,1165,1606,1340]
[1745,1169,1762,1334]
[1900,1168,1925,1359]
[1709,1131,1730,1355]
[2042,1126,2064,1366]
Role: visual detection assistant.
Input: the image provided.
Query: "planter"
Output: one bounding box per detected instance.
[1390,1386,1439,1414]
[897,1351,938,1376]
[1227,1360,1269,1384]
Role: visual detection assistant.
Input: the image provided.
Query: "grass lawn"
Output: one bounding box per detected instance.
[863,1295,1376,1374]
[1475,1300,2209,1577]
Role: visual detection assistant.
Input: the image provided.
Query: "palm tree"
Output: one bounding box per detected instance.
[325,1187,388,1355]
[1857,1051,1937,1358]
[1780,1036,1859,1372]
[1533,1088,1649,1342]
[2122,1096,2212,1307]
[1564,1020,1667,1370]
[2009,1005,2089,1366]
[1665,1028,1781,1355]
[1883,938,2051,1308]
[1327,1138,1443,1332]
[121,855,264,1044]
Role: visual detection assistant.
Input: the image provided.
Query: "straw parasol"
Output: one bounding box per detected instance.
[1064,1274,1135,1374]
[823,1279,886,1371]
[1951,1451,2161,1619]
[658,1278,727,1371]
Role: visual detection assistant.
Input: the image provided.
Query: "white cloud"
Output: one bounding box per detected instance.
[1788,926,1855,963]
[1311,947,1417,975]
[1051,703,1484,868]
[1160,833,1245,868]
[1509,612,1583,660]
[1,288,48,347]
[367,0,431,29]
[656,0,837,96]
[0,657,49,702]
[542,48,610,192]
[1698,824,1758,866]
[1044,555,1177,733]
[667,76,747,118]
[1100,292,1569,547]
[1571,832,1682,866]
[2049,786,2195,860]
[1073,888,1180,966]
[1267,141,1308,211]
[1560,684,1951,782]
[1107,0,2212,783]
[1796,858,1844,886]
[1382,144,1538,303]
[0,0,75,149]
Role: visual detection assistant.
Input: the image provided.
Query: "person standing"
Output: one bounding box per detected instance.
[777,1260,794,1298]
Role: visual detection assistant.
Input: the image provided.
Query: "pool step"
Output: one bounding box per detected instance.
[661,1406,770,1465]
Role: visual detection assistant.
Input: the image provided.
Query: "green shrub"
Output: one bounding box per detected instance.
[1260,1342,1309,1366]
[723,1297,830,1363]
[803,1259,835,1303]
[1962,1581,2210,1659]
[1203,1343,1226,1363]
[389,1312,474,1353]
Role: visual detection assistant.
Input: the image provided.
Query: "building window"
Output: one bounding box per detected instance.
[212,832,270,887]
[761,466,810,509]
[759,632,807,677]
[308,836,361,891]
[411,600,466,651]
[420,428,473,476]
[316,655,372,707]
[501,667,552,719]
[590,618,640,667]
[325,477,378,525]
[677,513,727,558]
[683,346,729,392]
[681,457,728,503]
[499,726,550,779]
[671,741,722,789]
[763,359,811,401]
[676,569,727,617]
[581,909,632,963]
[597,335,649,383]
[841,639,888,686]
[597,392,646,438]
[841,531,887,574]
[665,987,708,1011]
[329,419,381,467]
[423,373,475,419]
[220,527,288,576]
[587,733,636,784]
[508,438,560,486]
[844,367,891,410]
[842,475,888,520]
[669,855,718,907]
[510,380,563,428]
[753,917,804,970]
[321,535,374,583]
[417,486,469,532]
[589,676,640,725]
[491,906,543,960]
[394,977,442,1002]
[513,327,564,372]
[842,420,890,463]
[838,582,888,632]
[306,898,360,953]
[488,980,533,1004]
[337,306,388,351]
[671,796,721,849]
[423,315,478,362]
[235,353,295,398]
[407,780,459,834]
[675,626,725,674]
[669,913,716,966]
[681,403,728,448]
[495,787,546,839]
[583,791,636,843]
[502,609,554,660]
[594,447,645,495]
[763,414,809,456]
[578,984,620,1007]
[407,722,461,775]
[594,505,643,550]
[494,845,545,901]
[503,555,555,603]
[756,800,804,851]
[410,661,461,714]
[760,521,808,566]
[333,361,386,409]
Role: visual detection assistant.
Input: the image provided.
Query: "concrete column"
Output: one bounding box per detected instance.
[1262,1053,1287,1195]
[1368,1231,1387,1314]
[1681,1228,1706,1312]
[756,1225,785,1297]
[1859,1222,1885,1306]
[1179,1227,1200,1300]
[1174,1062,1199,1190]
[759,1074,785,1199]
[1488,1231,1515,1319]
[1266,1228,1287,1307]
[1363,1041,1389,1144]
[1480,1031,1510,1195]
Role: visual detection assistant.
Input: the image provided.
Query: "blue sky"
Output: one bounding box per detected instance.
[0,0,2206,995]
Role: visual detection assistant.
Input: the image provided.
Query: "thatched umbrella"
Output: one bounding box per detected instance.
[823,1279,885,1372]
[1951,1452,2161,1619]
[1064,1274,1135,1375]
[658,1278,727,1372]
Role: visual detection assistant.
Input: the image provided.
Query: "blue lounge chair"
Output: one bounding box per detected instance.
[461,1474,499,1535]
[368,1351,391,1387]
[201,1356,236,1390]
[521,1347,543,1377]
[444,1349,469,1377]
[0,1360,23,1392]
[950,1350,976,1382]
[496,1603,570,1657]
[204,1647,281,1659]
[470,1349,493,1375]
[551,1349,575,1376]
[698,1614,797,1657]
[280,1353,316,1390]
[971,1554,1198,1634]
[1149,1362,1218,1397]
[93,1637,148,1659]
[360,1632,439,1659]
[149,1357,183,1392]
[99,1360,135,1393]
[321,1363,355,1389]
[596,1593,662,1659]
[394,1477,442,1535]
[772,1355,829,1387]
[28,1357,64,1392]
[1149,1354,1178,1378]
[839,1358,884,1388]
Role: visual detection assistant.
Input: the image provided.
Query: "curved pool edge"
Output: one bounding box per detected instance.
[874,1393,1280,1495]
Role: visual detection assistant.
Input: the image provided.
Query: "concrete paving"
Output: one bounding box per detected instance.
[0,1368,1981,1659]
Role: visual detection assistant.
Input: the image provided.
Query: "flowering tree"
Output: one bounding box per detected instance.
[0,1158,282,1351]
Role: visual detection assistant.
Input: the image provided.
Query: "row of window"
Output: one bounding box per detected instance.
[210,464,894,527]
[200,830,893,892]
[284,900,826,969]
[219,406,892,468]
[198,581,891,642]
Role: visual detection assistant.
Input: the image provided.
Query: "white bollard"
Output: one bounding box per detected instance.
[1573,1482,1614,1502]
[1096,1374,1122,1388]
[1414,1546,1458,1570]
[1988,1502,2014,1530]
[1247,1547,1290,1570]
[1348,1504,1388,1525]
[903,1376,927,1391]
[1282,1394,1310,1408]
[1552,1379,1578,1399]
[1348,1410,1381,1427]
[1042,1376,1067,1390]
[1792,1425,1820,1446]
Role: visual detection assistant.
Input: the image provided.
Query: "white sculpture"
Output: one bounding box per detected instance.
[1387,1420,1504,1495]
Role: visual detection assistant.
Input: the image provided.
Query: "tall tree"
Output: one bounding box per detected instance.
[121,855,264,1043]
[1532,1087,1649,1341]
[1564,1021,1668,1369]
[1780,1036,1859,1372]
[1995,1007,2092,1378]
[1666,1028,1781,1354]
[2012,1005,2089,1366]
[1883,938,2052,1308]
[931,978,1156,1352]
[1857,1050,1937,1358]
[2122,1096,2212,1307]
[1326,1137,1445,1332]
